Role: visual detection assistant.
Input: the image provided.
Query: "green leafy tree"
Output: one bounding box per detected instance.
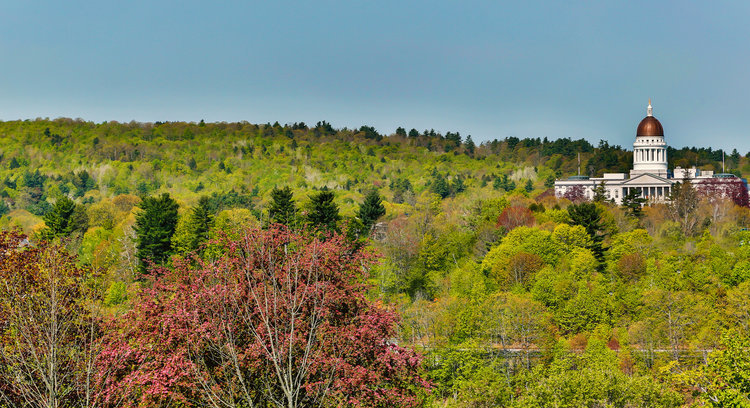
[0,231,106,408]
[134,193,179,273]
[306,187,340,232]
[427,347,511,407]
[269,186,297,226]
[701,330,750,406]
[358,189,386,233]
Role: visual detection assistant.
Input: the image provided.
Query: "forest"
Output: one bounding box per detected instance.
[0,118,749,407]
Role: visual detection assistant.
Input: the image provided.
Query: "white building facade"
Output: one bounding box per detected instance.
[554,101,747,204]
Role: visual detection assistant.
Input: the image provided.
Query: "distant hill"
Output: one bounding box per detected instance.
[0,118,746,231]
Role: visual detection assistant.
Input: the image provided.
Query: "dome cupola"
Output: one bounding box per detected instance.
[636,100,664,136]
[631,99,668,178]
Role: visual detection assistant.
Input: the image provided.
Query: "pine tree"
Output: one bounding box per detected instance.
[430,173,450,198]
[525,179,534,193]
[134,193,179,273]
[43,196,87,237]
[269,186,297,226]
[544,175,556,188]
[621,189,647,217]
[451,176,466,196]
[464,135,475,155]
[188,196,214,251]
[568,202,607,264]
[358,189,386,233]
[43,196,76,236]
[307,187,340,232]
[509,180,517,191]
[593,181,608,203]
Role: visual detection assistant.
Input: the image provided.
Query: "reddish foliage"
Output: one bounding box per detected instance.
[569,333,589,352]
[534,189,555,202]
[697,177,749,208]
[607,337,621,351]
[496,206,535,231]
[619,354,634,375]
[617,253,646,281]
[97,227,427,407]
[563,185,587,203]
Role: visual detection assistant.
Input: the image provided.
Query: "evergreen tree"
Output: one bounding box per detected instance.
[23,169,46,189]
[493,174,516,192]
[269,186,297,226]
[134,193,179,273]
[0,200,9,217]
[525,179,534,193]
[451,176,466,196]
[544,175,556,188]
[390,178,413,204]
[43,196,88,237]
[568,202,607,263]
[358,189,386,233]
[621,188,647,217]
[188,196,214,251]
[307,187,340,232]
[592,181,608,203]
[430,173,451,198]
[464,135,475,155]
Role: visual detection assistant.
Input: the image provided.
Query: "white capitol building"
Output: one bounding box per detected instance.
[554,101,747,205]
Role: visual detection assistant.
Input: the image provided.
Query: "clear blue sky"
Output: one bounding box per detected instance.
[2,1,749,152]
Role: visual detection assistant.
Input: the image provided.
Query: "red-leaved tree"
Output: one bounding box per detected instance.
[562,185,587,203]
[97,227,427,408]
[496,206,535,231]
[697,177,750,208]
